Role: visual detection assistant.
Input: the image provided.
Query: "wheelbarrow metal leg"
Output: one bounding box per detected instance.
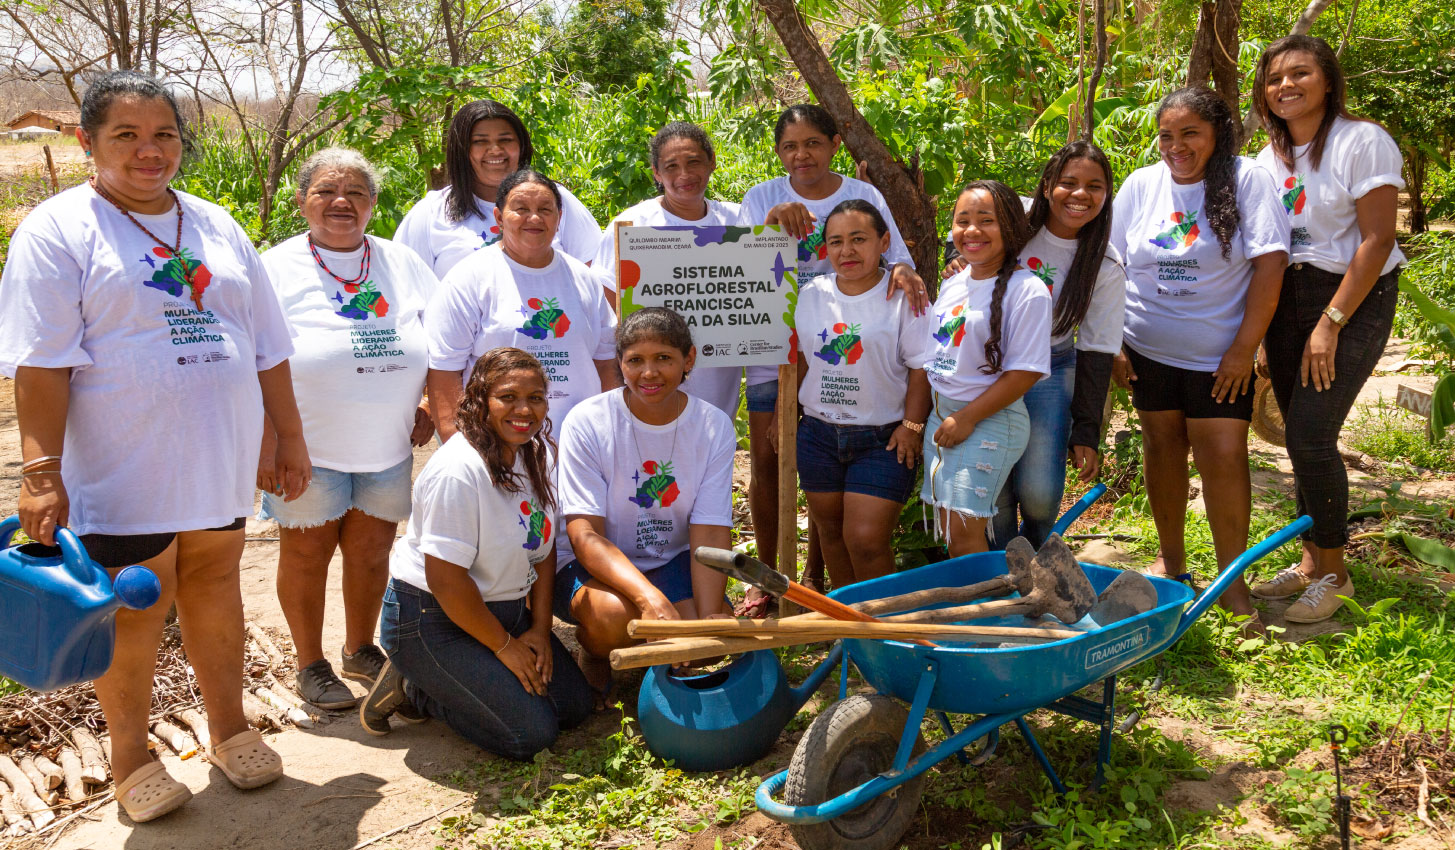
[1016,716,1068,796]
[1093,677,1116,791]
[894,658,939,773]
[838,645,850,700]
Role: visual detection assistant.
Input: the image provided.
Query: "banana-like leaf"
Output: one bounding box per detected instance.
[1395,530,1455,570]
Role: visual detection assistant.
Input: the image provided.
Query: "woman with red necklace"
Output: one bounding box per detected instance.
[259,148,438,711]
[0,71,309,822]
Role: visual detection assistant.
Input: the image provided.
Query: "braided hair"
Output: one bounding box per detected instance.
[956,181,1033,375]
[456,348,557,513]
[1157,87,1239,260]
[1026,142,1115,339]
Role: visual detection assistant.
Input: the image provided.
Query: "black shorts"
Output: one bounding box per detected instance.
[1124,346,1253,421]
[77,517,247,571]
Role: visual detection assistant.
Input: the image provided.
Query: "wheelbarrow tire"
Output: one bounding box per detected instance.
[784,694,927,850]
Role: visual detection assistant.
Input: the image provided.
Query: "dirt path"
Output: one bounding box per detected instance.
[2,337,1451,849]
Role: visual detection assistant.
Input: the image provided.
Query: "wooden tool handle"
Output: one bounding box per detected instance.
[876,596,1026,624]
[610,634,814,669]
[629,618,1079,641]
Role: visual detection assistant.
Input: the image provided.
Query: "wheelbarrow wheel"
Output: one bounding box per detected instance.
[784,694,927,850]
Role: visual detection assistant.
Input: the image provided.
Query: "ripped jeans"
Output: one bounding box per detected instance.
[921,393,1030,543]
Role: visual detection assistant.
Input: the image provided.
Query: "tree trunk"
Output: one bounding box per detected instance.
[1083,0,1106,142]
[755,0,940,291]
[1186,0,1242,119]
[1408,150,1427,234]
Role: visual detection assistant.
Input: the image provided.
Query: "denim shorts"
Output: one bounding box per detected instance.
[745,378,779,414]
[921,393,1029,524]
[259,456,413,528]
[552,549,694,624]
[797,416,915,503]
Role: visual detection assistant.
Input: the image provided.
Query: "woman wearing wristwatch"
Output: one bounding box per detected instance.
[1249,36,1405,623]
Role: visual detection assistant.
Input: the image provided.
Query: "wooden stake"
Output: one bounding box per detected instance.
[242,690,282,730]
[255,686,314,728]
[17,755,58,802]
[775,361,799,617]
[1,779,32,834]
[70,729,107,784]
[42,144,59,195]
[0,755,54,829]
[245,622,286,671]
[31,755,63,790]
[152,720,199,759]
[629,618,1079,642]
[56,749,85,803]
[175,708,211,749]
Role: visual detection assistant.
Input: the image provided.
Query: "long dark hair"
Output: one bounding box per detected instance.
[444,100,534,224]
[958,181,1033,375]
[1254,34,1367,172]
[1157,87,1239,260]
[456,348,556,513]
[1027,142,1115,338]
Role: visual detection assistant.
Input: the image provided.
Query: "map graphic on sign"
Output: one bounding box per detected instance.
[617,224,798,368]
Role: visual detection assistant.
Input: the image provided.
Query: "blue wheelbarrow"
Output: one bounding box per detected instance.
[754,512,1313,850]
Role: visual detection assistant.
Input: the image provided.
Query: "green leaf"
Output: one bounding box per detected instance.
[1397,531,1455,569]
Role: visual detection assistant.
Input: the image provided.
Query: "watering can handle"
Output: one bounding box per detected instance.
[0,515,19,547]
[0,514,88,566]
[1171,515,1312,643]
[1049,482,1108,537]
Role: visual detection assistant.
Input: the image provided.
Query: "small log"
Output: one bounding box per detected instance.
[245,622,286,670]
[70,729,108,784]
[17,755,58,803]
[1,780,33,834]
[254,687,314,728]
[175,708,211,749]
[57,748,86,803]
[241,690,282,731]
[152,720,199,759]
[264,674,307,711]
[32,755,63,790]
[0,755,54,829]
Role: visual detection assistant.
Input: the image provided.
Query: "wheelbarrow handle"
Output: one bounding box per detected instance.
[1048,482,1108,537]
[1171,515,1312,643]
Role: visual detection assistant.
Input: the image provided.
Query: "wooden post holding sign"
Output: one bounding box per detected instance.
[1396,384,1435,438]
[616,223,800,607]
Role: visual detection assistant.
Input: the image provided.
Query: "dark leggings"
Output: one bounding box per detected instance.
[1264,263,1398,548]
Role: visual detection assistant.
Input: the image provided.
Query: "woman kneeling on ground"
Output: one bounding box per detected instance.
[793,199,932,586]
[363,348,591,759]
[556,308,736,703]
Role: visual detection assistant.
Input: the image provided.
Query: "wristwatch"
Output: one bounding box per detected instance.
[1323,305,1349,327]
[901,419,925,434]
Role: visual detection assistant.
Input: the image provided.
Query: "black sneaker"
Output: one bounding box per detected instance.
[360,658,418,735]
[295,659,358,710]
[341,644,387,684]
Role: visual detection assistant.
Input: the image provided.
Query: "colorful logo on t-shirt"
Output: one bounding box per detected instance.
[1025,257,1056,289]
[798,223,828,264]
[629,460,679,509]
[814,322,864,366]
[932,305,967,347]
[478,225,502,249]
[517,297,571,340]
[333,279,390,320]
[1281,175,1307,215]
[1148,210,1200,249]
[518,499,551,550]
[143,246,213,312]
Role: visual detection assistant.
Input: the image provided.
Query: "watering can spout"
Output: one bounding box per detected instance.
[112,565,162,611]
[788,642,844,709]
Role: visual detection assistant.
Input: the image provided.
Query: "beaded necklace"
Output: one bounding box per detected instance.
[307,233,371,285]
[90,176,199,304]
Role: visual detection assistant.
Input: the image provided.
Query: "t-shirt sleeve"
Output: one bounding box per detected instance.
[1109,175,1136,262]
[245,242,295,370]
[582,268,619,360]
[392,194,435,268]
[999,282,1053,377]
[867,185,913,267]
[1237,162,1291,260]
[412,470,482,567]
[558,189,603,264]
[898,299,934,370]
[1344,124,1406,199]
[592,216,621,290]
[425,265,485,371]
[400,248,442,305]
[739,185,768,226]
[0,213,93,376]
[1074,259,1127,354]
[558,408,610,518]
[688,408,735,527]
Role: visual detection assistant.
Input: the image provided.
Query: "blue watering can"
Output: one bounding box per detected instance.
[0,515,162,692]
[638,643,844,772]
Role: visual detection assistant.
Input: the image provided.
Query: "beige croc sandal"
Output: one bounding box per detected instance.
[208,729,284,789]
[116,761,192,822]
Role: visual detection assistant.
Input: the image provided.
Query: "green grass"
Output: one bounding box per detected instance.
[1345,402,1455,472]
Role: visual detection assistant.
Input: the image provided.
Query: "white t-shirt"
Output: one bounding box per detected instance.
[795,270,932,425]
[393,183,602,278]
[389,433,554,601]
[0,185,293,534]
[556,391,735,572]
[1112,159,1289,371]
[1255,116,1406,275]
[1018,229,1126,354]
[739,174,912,388]
[261,235,435,472]
[924,268,1052,403]
[594,196,744,418]
[426,245,617,431]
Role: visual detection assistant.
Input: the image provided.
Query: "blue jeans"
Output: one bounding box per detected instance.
[992,346,1075,548]
[380,579,592,761]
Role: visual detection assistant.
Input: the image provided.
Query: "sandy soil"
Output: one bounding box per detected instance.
[1,336,1452,849]
[0,140,87,178]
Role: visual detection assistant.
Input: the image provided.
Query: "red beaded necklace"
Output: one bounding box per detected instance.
[308,234,371,285]
[90,175,196,294]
